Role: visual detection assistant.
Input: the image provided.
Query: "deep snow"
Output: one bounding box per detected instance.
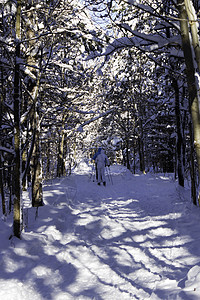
[1,163,200,299]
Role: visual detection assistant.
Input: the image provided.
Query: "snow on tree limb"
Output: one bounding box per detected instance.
[77,108,114,132]
[87,31,181,62]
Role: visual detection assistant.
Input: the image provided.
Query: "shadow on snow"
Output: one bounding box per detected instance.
[0,168,199,299]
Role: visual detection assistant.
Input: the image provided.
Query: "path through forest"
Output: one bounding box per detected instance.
[0,164,200,299]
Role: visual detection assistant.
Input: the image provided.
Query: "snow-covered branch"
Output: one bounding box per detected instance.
[77,108,114,132]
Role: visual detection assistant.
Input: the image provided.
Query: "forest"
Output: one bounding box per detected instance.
[1,0,200,238]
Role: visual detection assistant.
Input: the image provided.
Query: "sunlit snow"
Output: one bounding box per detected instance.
[1,163,200,299]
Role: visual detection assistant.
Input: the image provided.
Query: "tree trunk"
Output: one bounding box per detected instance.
[23,7,43,207]
[0,155,6,215]
[46,139,51,179]
[178,0,200,204]
[22,148,27,191]
[57,136,62,177]
[0,69,6,215]
[13,0,22,238]
[138,136,145,173]
[57,131,65,177]
[173,77,185,187]
[126,138,130,170]
[189,118,197,204]
[184,0,200,70]
[138,115,145,173]
[32,108,43,207]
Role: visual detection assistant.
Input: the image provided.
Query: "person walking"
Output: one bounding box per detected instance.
[92,147,101,181]
[95,149,110,186]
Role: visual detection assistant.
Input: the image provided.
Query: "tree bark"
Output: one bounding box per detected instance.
[31,107,43,207]
[25,8,44,207]
[0,155,6,215]
[57,133,65,177]
[178,0,200,204]
[173,77,185,187]
[0,69,6,215]
[57,114,66,177]
[138,113,145,173]
[13,0,22,238]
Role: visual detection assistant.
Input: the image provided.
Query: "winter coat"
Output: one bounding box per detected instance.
[95,150,109,168]
[95,150,110,184]
[92,147,101,161]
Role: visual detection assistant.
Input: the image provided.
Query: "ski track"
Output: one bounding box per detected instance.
[1,166,200,299]
[47,170,197,299]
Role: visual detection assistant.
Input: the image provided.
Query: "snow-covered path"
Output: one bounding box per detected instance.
[1,165,200,299]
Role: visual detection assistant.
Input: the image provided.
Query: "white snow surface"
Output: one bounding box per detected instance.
[1,164,200,299]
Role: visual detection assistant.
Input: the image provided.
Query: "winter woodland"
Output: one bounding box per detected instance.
[1,0,200,298]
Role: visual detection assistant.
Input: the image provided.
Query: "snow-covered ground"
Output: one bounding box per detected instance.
[1,163,200,299]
